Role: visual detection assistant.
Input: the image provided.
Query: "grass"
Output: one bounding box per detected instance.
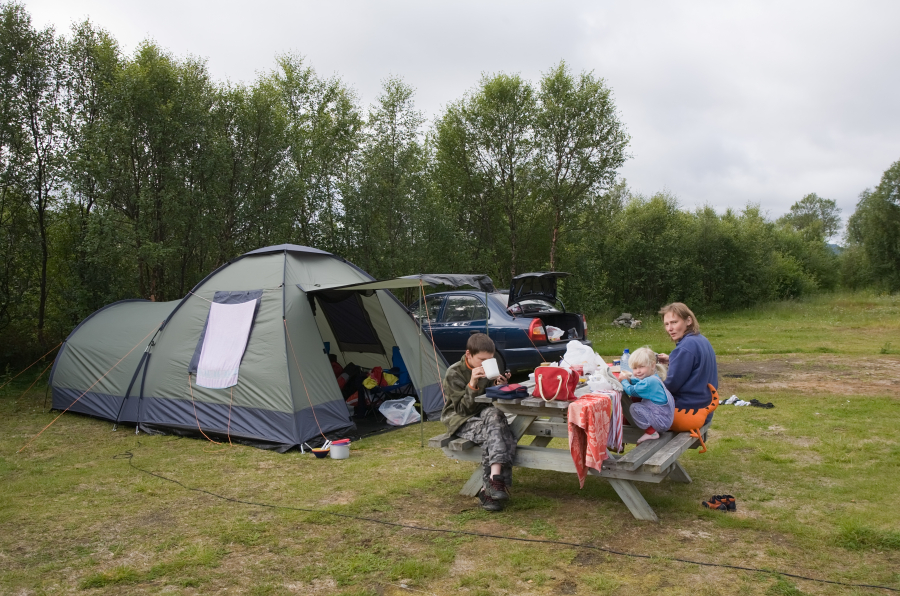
[1,290,899,594]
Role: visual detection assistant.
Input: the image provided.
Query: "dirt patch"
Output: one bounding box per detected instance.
[718,354,900,395]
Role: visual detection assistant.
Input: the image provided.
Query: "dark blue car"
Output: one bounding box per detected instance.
[410,272,591,374]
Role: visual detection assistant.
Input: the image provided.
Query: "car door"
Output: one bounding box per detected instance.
[438,294,488,362]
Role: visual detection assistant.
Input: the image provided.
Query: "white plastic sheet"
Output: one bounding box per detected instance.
[378,396,421,426]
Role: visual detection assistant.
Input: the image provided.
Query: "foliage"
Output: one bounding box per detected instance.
[844,161,900,291]
[778,192,841,241]
[0,2,890,364]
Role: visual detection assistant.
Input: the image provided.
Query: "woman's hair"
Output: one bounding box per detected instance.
[658,302,700,335]
[629,346,667,380]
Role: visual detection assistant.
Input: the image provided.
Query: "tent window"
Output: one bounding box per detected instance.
[316,291,384,355]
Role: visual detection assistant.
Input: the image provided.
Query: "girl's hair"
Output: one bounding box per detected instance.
[629,346,667,380]
[658,302,700,335]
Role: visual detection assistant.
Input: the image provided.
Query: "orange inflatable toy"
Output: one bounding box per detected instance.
[668,383,719,453]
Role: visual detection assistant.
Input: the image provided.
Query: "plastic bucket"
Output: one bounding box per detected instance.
[330,443,350,459]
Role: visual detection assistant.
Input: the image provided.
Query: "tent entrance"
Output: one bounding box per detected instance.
[314,290,385,356]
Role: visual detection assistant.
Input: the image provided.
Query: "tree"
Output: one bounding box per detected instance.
[846,160,900,291]
[533,62,629,270]
[271,54,362,252]
[345,76,428,277]
[0,3,64,344]
[432,73,539,282]
[778,193,841,241]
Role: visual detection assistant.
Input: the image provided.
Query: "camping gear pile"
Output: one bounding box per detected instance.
[611,313,642,328]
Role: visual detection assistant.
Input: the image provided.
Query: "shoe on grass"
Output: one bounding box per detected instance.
[716,494,736,511]
[702,498,728,511]
[478,488,504,512]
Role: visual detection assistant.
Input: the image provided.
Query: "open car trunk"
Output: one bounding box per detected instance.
[536,312,585,340]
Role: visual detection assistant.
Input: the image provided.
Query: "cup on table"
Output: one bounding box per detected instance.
[481,357,501,380]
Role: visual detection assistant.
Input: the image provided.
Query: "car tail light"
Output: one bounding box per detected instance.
[528,318,546,342]
[582,314,588,339]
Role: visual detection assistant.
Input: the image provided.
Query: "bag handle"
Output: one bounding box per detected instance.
[536,373,563,402]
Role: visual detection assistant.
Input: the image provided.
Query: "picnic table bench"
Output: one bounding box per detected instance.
[429,382,710,522]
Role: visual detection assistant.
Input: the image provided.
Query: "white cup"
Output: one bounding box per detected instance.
[481,357,501,380]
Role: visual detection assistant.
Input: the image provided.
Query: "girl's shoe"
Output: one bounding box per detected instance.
[636,431,659,444]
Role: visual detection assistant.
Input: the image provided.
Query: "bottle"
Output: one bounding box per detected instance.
[621,348,631,372]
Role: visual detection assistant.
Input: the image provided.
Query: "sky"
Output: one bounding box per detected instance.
[23,0,900,238]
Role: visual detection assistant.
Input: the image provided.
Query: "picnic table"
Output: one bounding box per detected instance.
[429,380,710,522]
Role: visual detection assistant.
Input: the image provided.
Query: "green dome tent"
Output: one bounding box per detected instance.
[49,245,448,451]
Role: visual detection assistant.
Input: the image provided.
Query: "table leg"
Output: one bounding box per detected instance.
[667,461,692,484]
[608,478,659,522]
[458,414,538,498]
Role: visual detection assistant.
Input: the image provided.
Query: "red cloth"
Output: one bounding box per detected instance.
[331,361,344,377]
[567,394,612,488]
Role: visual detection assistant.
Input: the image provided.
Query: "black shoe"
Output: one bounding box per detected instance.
[485,475,510,501]
[478,489,504,512]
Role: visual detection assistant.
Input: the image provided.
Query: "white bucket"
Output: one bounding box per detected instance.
[482,357,501,379]
[330,443,350,459]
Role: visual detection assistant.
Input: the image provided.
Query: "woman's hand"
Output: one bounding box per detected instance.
[657,353,669,365]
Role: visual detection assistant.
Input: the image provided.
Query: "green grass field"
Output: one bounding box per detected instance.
[2,291,898,595]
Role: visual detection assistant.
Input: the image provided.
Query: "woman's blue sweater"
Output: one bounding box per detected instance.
[664,333,718,412]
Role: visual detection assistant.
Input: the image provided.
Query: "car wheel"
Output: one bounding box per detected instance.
[494,351,508,377]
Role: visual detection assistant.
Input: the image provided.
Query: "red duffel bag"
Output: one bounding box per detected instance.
[532,367,578,402]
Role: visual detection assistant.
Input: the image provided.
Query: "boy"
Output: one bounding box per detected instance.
[441,333,516,512]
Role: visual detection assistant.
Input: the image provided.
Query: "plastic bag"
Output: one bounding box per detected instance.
[563,340,598,374]
[546,326,564,341]
[378,396,421,426]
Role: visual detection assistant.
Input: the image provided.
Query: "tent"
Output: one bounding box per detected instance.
[49,245,449,451]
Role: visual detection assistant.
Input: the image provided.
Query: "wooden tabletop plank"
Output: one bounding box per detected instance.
[615,432,674,471]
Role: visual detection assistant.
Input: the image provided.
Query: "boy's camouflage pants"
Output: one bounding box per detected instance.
[454,406,517,488]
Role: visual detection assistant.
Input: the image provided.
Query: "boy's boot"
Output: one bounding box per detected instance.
[478,489,504,512]
[484,475,510,501]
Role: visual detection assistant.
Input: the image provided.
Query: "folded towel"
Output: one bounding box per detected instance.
[196,299,258,389]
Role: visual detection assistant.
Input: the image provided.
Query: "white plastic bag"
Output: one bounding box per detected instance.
[563,340,598,374]
[547,326,564,341]
[378,396,421,426]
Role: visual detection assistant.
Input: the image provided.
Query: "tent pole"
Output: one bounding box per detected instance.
[113,350,149,431]
[419,283,425,448]
[485,291,489,338]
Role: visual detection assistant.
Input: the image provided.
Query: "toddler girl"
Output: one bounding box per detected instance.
[619,347,675,444]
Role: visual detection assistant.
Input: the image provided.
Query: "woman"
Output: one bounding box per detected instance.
[656,302,718,422]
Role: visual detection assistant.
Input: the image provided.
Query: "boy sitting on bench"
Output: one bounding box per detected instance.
[441,333,515,512]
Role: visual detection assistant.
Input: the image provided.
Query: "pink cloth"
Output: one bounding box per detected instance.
[567,394,612,488]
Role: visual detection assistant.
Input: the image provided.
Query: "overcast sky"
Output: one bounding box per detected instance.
[23,0,900,236]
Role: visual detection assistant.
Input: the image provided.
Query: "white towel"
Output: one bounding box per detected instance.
[196,300,257,389]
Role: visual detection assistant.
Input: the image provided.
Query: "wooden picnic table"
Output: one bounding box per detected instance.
[429,380,710,522]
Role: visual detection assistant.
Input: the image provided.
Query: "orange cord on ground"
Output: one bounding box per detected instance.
[17,327,159,454]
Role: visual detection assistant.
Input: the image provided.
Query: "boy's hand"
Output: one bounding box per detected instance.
[493,373,509,386]
[471,366,486,381]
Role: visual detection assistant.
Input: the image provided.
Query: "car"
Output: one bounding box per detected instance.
[410,272,592,375]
